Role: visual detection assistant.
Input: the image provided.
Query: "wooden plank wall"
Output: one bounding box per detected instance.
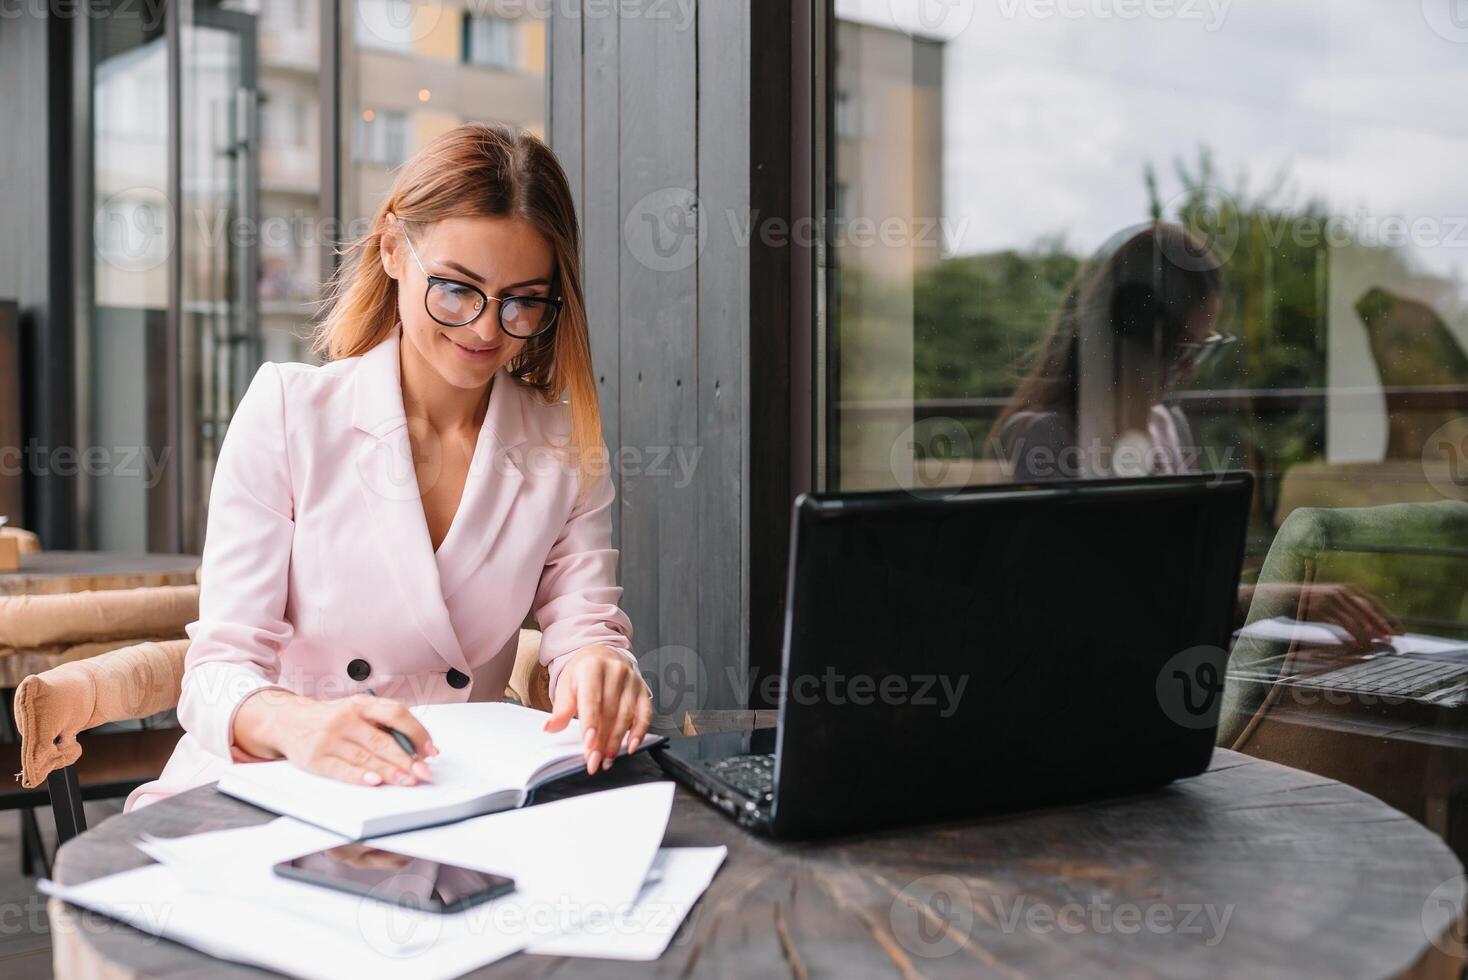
[549,1,751,715]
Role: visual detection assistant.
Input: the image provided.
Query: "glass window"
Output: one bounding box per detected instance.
[829,0,1468,862]
[464,13,518,70]
[339,1,546,229]
[354,109,410,166]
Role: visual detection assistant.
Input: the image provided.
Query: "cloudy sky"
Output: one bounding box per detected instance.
[836,0,1468,292]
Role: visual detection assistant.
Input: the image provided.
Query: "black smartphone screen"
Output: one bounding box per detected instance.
[274,845,515,914]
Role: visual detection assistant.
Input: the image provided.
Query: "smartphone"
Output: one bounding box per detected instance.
[274,844,515,914]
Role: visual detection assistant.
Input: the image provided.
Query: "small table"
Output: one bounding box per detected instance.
[49,749,1467,978]
[0,551,199,597]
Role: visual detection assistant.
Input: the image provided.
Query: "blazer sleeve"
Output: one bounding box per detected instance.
[177,362,295,762]
[531,461,637,698]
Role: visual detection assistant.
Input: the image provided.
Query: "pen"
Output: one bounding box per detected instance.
[363,688,419,760]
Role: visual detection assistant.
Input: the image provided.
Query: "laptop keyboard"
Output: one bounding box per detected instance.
[703,753,775,804]
[1297,657,1468,702]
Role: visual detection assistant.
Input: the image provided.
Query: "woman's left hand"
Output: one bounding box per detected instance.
[542,645,652,774]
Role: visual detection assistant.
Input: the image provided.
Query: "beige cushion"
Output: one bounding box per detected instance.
[13,639,188,788]
[0,585,197,649]
[508,628,552,711]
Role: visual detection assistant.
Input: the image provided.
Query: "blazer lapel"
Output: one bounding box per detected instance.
[351,330,470,673]
[435,366,529,601]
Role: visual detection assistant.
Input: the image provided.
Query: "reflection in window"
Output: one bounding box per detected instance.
[829,0,1468,865]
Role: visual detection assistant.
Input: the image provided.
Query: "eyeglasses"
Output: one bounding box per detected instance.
[400,228,562,340]
[1174,331,1236,370]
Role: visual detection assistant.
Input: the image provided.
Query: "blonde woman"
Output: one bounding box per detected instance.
[128,124,649,809]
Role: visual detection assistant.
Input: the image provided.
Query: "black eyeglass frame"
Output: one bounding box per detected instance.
[400,223,563,340]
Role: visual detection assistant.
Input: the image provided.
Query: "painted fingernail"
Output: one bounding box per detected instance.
[363,771,383,786]
[628,736,641,753]
[602,758,613,771]
[587,751,602,774]
[425,740,439,757]
[394,771,415,786]
[412,762,433,781]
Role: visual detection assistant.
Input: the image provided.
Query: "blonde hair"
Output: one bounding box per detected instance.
[316,123,603,493]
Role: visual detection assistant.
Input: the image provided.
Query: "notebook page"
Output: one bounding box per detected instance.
[413,702,586,789]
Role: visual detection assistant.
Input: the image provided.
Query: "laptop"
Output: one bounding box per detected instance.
[653,473,1254,838]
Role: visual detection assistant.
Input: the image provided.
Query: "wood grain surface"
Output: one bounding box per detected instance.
[0,552,199,598]
[48,749,1467,979]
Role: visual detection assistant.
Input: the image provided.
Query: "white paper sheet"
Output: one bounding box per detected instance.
[526,847,727,961]
[42,782,677,980]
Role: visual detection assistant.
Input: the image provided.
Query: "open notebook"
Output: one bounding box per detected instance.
[215,702,664,839]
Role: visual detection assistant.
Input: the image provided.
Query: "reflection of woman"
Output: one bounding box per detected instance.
[991,223,1394,642]
[992,223,1229,480]
[128,125,649,809]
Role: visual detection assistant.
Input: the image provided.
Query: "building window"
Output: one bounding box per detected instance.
[262,91,308,148]
[463,13,517,70]
[353,109,409,167]
[834,90,858,140]
[354,0,416,54]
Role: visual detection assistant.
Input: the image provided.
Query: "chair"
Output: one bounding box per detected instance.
[7,640,187,875]
[1222,500,1468,854]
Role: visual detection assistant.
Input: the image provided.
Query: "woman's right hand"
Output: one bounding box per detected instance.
[231,690,437,787]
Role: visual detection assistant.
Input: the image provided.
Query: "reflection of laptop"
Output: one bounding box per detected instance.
[653,473,1254,838]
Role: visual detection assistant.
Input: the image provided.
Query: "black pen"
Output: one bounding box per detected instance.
[363,687,419,760]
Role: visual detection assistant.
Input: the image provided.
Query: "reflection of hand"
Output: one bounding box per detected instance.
[323,843,414,871]
[1254,582,1397,647]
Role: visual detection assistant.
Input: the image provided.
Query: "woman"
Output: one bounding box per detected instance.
[128,124,649,809]
[991,223,1228,481]
[991,223,1393,644]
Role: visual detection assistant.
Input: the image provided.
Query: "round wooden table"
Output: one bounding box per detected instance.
[0,551,199,597]
[48,749,1467,978]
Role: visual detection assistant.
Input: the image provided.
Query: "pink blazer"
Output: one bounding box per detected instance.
[127,328,635,810]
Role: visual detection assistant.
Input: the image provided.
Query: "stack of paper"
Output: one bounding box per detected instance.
[43,782,726,978]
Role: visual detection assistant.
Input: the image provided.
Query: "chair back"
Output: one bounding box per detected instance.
[13,639,188,789]
[0,585,197,651]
